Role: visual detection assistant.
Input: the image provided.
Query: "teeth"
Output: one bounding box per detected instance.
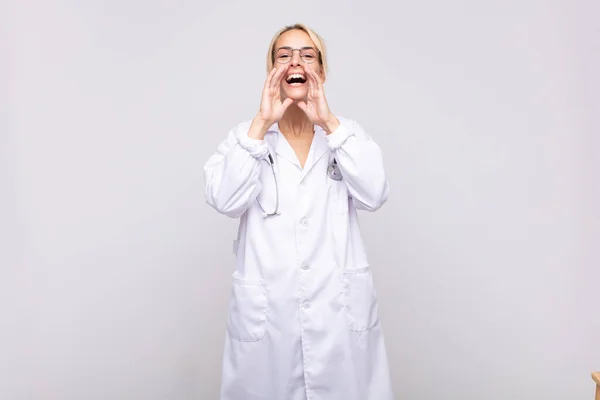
[287,73,305,81]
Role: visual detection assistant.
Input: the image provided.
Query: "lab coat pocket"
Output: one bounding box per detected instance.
[227,272,268,342]
[343,266,380,332]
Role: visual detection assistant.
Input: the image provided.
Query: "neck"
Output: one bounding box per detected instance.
[279,104,313,137]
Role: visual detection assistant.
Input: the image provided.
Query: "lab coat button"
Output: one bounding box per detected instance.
[300,217,308,226]
[301,262,310,270]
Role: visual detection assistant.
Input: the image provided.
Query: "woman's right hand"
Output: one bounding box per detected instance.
[248,65,293,140]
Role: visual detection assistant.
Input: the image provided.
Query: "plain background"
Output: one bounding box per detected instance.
[2,0,599,399]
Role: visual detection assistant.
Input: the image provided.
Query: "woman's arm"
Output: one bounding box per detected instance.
[296,67,389,211]
[205,65,295,217]
[326,118,389,212]
[203,120,270,218]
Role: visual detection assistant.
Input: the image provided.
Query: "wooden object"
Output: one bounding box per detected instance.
[593,372,600,400]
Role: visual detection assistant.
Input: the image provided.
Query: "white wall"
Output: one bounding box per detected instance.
[3,0,599,399]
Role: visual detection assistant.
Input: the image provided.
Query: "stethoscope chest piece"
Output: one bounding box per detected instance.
[328,158,343,181]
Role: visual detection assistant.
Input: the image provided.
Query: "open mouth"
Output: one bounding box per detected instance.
[286,73,307,86]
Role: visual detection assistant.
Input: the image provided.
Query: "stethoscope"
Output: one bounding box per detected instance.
[256,153,343,217]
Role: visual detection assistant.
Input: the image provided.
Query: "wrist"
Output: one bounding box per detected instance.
[248,116,272,140]
[322,114,340,135]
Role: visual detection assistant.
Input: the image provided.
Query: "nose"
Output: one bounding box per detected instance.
[290,49,302,66]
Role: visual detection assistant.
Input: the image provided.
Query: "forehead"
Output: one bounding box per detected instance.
[275,29,315,49]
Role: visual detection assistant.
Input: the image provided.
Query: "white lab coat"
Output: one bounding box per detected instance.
[204,116,394,400]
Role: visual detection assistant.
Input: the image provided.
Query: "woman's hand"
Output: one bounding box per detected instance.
[249,65,294,140]
[297,64,340,134]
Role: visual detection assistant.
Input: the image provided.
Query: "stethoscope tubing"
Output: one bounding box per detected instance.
[256,153,341,217]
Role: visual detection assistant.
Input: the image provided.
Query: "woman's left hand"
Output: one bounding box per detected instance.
[297,64,340,134]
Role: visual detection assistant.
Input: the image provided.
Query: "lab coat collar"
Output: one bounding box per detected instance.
[265,123,329,178]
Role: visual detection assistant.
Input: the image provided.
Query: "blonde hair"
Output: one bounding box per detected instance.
[266,23,328,81]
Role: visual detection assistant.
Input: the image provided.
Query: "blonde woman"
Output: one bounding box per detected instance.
[204,23,394,400]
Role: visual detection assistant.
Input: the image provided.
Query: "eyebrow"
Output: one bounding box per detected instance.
[275,46,317,51]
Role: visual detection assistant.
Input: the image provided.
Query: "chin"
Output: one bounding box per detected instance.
[283,88,308,101]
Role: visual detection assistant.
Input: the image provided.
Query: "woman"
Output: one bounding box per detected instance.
[204,24,394,400]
